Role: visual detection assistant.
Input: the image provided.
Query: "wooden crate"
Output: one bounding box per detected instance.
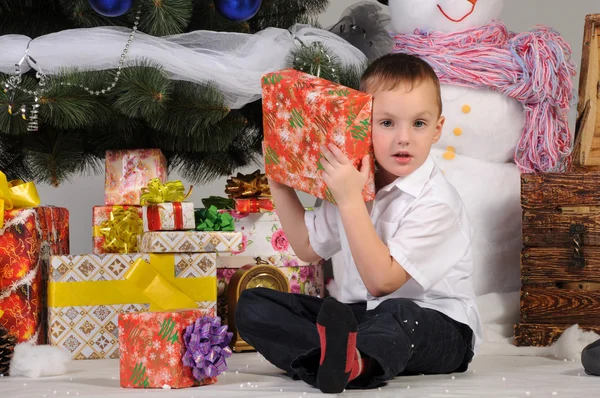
[515,14,600,346]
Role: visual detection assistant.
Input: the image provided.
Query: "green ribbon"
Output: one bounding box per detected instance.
[195,206,235,231]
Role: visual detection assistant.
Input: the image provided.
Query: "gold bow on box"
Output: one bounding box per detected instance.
[225,170,271,199]
[0,171,41,228]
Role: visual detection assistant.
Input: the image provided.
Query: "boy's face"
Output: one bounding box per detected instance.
[370,80,444,185]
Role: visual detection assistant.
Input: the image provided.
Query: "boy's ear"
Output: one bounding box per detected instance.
[432,116,445,143]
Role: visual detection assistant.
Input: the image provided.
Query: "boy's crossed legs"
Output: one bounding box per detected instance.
[235,288,473,393]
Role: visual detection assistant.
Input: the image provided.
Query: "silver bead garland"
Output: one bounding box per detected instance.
[2,5,142,132]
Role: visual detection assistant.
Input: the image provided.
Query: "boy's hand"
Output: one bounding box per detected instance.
[320,144,370,207]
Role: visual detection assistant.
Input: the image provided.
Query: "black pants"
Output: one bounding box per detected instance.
[235,288,474,389]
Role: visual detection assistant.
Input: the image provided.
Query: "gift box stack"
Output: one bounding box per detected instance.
[204,169,325,326]
[48,148,242,379]
[0,173,70,345]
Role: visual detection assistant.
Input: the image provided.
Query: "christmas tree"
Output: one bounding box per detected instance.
[0,0,366,186]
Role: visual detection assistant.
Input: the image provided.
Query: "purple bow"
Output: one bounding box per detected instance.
[182,316,233,380]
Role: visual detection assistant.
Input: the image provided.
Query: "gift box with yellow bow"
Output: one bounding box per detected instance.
[105,149,167,206]
[140,179,195,232]
[92,205,143,254]
[47,253,216,360]
[0,172,70,343]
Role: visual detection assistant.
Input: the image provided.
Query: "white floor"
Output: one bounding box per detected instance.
[2,351,598,398]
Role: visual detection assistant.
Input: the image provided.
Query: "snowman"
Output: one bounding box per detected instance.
[353,0,575,335]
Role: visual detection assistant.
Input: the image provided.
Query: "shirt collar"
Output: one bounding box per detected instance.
[379,156,435,197]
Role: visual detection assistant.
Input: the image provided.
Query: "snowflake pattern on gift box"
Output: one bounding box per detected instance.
[262,69,375,203]
[119,310,216,389]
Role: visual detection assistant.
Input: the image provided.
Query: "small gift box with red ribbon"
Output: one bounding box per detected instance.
[119,310,231,389]
[225,170,274,214]
[105,149,167,206]
[140,179,195,232]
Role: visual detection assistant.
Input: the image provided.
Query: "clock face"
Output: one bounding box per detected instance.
[246,274,280,290]
[239,266,290,294]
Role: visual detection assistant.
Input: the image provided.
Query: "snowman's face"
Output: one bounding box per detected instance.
[388,0,504,34]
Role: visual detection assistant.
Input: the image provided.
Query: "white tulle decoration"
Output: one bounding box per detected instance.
[0,24,367,109]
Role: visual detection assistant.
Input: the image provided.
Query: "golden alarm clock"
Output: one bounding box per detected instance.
[227,262,290,352]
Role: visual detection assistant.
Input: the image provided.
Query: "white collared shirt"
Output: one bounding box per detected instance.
[305,156,483,351]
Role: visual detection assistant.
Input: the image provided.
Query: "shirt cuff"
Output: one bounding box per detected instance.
[389,246,432,291]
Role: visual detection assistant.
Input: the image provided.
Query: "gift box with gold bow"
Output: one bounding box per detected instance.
[92,205,143,254]
[225,170,274,213]
[105,149,167,206]
[0,172,70,343]
[47,253,217,360]
[140,179,195,232]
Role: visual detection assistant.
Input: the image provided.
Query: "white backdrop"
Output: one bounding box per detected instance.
[32,0,596,254]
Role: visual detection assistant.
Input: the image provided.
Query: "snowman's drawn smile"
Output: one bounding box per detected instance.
[437,0,477,23]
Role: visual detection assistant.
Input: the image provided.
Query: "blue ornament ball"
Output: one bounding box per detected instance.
[88,0,134,18]
[214,0,262,22]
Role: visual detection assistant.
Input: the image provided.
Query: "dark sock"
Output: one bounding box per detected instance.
[316,297,364,393]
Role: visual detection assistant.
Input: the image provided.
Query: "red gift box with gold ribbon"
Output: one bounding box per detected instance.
[0,172,70,343]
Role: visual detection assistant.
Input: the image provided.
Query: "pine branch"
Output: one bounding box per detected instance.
[151,80,235,151]
[248,0,329,31]
[60,0,130,29]
[23,128,103,186]
[0,73,37,135]
[41,72,113,130]
[170,123,263,184]
[111,63,172,121]
[137,0,194,36]
[0,133,31,180]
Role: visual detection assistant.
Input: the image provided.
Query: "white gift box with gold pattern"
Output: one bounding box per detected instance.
[138,231,242,253]
[48,253,217,360]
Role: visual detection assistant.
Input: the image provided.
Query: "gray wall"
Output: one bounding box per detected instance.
[35,0,598,254]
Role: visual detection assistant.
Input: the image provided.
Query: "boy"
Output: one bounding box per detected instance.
[235,53,483,393]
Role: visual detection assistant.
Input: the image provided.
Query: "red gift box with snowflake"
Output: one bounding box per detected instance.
[119,309,231,389]
[0,206,70,343]
[261,68,375,203]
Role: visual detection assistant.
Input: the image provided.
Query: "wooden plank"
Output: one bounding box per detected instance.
[521,171,600,209]
[520,286,600,324]
[521,247,600,283]
[574,14,600,166]
[522,209,600,246]
[515,323,600,346]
